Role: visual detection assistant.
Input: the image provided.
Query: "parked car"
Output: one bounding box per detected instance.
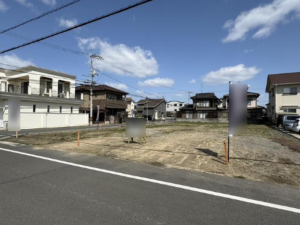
[277,115,300,130]
[291,119,300,134]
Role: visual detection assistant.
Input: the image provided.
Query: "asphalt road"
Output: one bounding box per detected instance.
[0,143,299,224]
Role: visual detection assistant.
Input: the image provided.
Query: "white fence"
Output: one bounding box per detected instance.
[20,113,89,129]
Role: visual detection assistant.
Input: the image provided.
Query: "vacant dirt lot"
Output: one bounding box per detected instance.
[7,123,300,187]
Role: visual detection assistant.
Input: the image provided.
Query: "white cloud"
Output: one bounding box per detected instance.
[202,64,260,85]
[136,90,146,97]
[138,77,174,87]
[58,17,78,28]
[0,0,8,12]
[136,90,162,99]
[14,0,34,8]
[223,0,300,43]
[189,79,196,84]
[0,54,34,69]
[104,82,128,91]
[39,0,56,6]
[77,37,158,78]
[244,49,254,53]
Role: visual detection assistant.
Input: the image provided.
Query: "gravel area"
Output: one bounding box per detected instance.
[6,123,300,187]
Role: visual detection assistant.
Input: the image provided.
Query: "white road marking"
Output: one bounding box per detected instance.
[0,147,300,214]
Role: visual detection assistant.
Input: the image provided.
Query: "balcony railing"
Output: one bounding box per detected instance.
[0,86,75,99]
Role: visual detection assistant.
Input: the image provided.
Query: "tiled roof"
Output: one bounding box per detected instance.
[266,72,300,92]
[191,93,219,100]
[125,97,135,103]
[76,84,128,95]
[136,98,165,108]
[223,92,260,98]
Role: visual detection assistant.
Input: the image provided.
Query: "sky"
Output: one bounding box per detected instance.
[0,0,300,105]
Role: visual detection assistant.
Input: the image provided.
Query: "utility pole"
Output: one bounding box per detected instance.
[89,54,103,126]
[146,97,148,122]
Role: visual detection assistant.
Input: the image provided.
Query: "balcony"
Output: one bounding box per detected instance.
[1,77,75,99]
[0,86,75,99]
[90,99,127,110]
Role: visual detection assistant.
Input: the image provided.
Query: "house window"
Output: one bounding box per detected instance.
[47,105,50,113]
[8,84,14,93]
[60,106,62,113]
[33,105,36,113]
[283,108,296,113]
[197,101,210,107]
[58,83,63,94]
[283,87,297,95]
[21,82,29,94]
[174,104,177,106]
[197,113,206,119]
[71,107,73,114]
[247,100,251,106]
[167,104,169,108]
[174,109,177,112]
[179,104,182,107]
[46,82,52,93]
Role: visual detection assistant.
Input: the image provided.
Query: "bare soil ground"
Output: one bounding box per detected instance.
[7,123,300,187]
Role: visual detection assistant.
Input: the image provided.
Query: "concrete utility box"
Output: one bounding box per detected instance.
[126,118,146,138]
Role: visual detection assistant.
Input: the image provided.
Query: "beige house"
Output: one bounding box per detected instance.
[222,92,265,122]
[126,97,136,117]
[0,66,87,129]
[222,92,259,109]
[266,72,300,122]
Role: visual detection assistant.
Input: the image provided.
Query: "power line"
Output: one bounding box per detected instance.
[5,32,87,56]
[0,0,156,55]
[93,68,160,97]
[0,0,83,35]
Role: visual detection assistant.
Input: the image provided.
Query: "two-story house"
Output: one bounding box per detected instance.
[266,72,300,122]
[222,92,265,122]
[178,93,220,119]
[166,101,187,113]
[136,98,166,120]
[0,66,87,129]
[75,84,128,123]
[126,97,136,117]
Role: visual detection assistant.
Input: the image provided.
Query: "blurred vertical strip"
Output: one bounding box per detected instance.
[229,83,248,136]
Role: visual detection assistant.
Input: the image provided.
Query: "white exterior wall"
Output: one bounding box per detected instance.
[275,84,300,114]
[20,113,88,129]
[0,100,84,129]
[20,101,79,114]
[166,101,187,112]
[126,101,135,117]
[247,98,258,108]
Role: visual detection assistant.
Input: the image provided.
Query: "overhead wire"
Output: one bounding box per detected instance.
[0,0,156,55]
[0,0,83,35]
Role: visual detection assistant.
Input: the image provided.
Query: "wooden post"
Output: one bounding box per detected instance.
[16,131,18,139]
[77,130,80,146]
[223,140,229,165]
